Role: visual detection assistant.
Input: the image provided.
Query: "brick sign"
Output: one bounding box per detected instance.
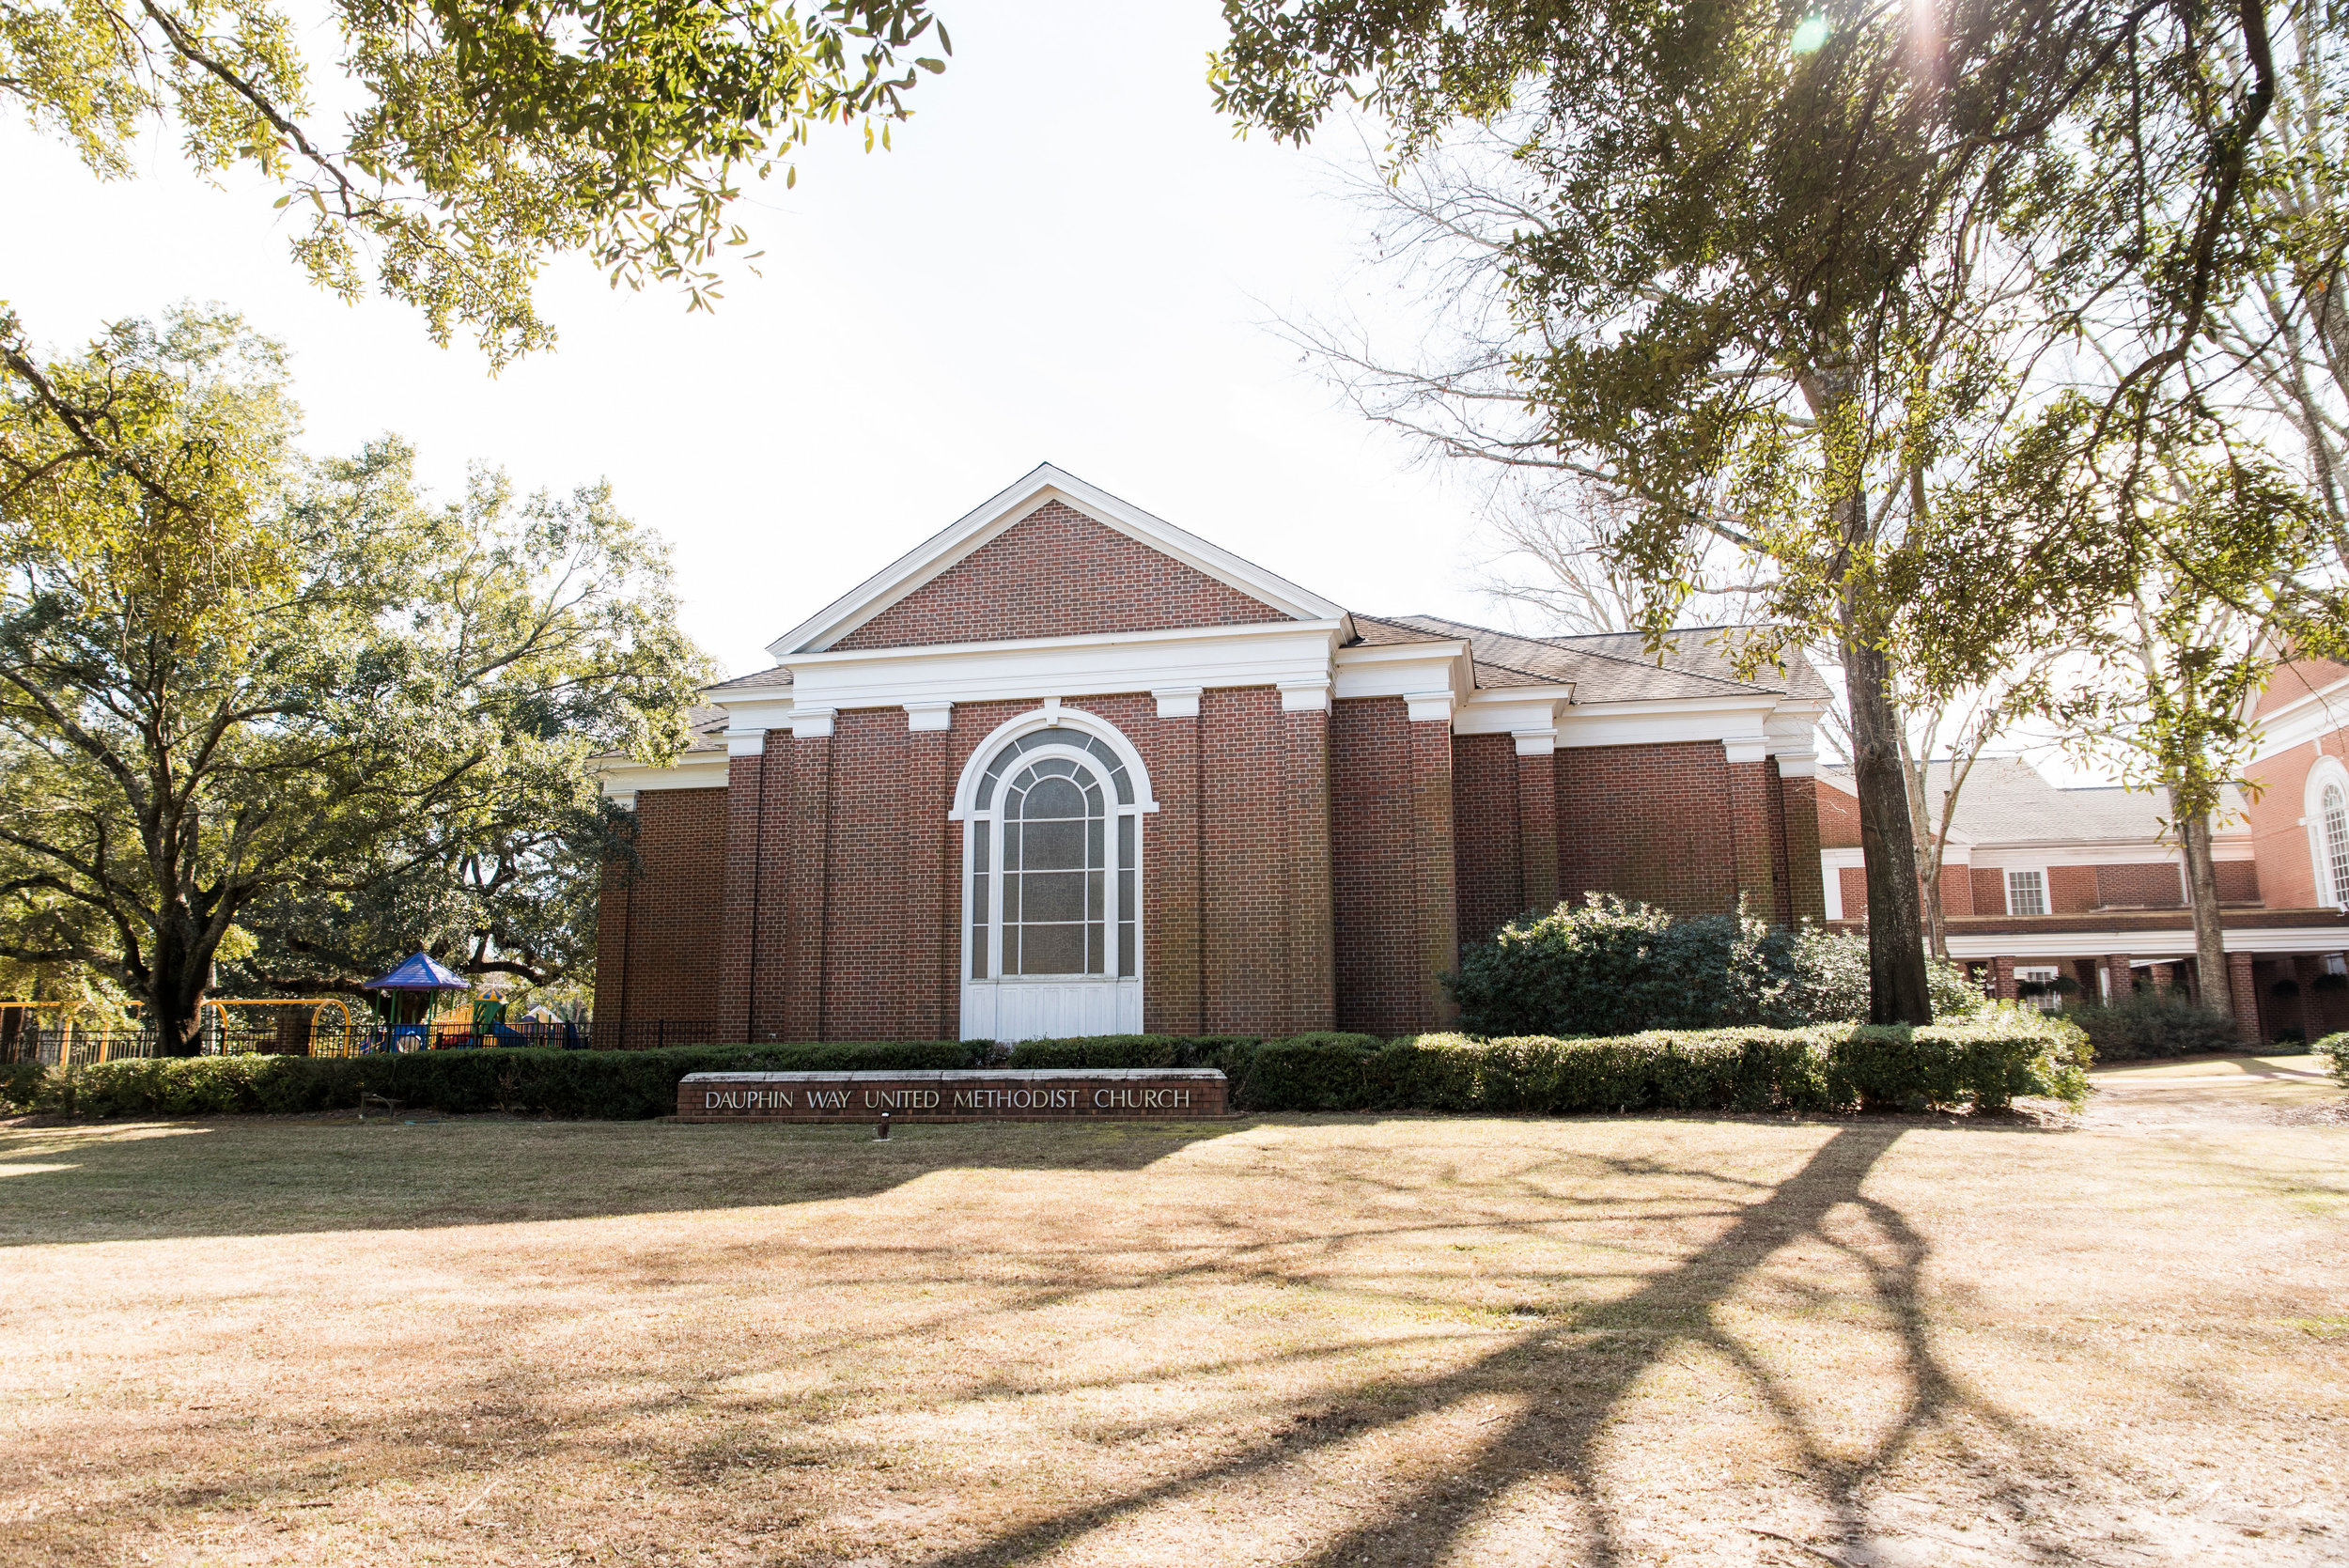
[675,1068,1229,1123]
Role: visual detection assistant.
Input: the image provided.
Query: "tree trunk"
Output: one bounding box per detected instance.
[1896,727,1951,960]
[2171,783,2232,1019]
[147,920,215,1057]
[1843,633,1935,1024]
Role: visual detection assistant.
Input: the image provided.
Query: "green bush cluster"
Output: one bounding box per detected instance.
[1446,893,1985,1036]
[2059,991,2243,1061]
[8,1011,2087,1120]
[2314,1032,2349,1087]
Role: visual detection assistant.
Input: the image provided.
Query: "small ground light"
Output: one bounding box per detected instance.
[875,1110,891,1141]
[1792,14,1831,51]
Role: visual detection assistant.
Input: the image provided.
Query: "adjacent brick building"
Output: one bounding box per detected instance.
[1818,712,2349,1042]
[594,465,1831,1043]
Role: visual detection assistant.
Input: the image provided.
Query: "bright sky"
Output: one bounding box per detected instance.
[3,0,1516,681]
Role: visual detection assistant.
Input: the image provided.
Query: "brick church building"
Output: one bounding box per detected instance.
[592,466,1832,1044]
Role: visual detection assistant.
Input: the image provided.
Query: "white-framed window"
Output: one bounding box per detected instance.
[2015,966,2062,1012]
[2005,869,2047,916]
[965,728,1139,982]
[2324,784,2349,909]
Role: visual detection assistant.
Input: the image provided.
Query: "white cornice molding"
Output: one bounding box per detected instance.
[1552,693,1781,751]
[739,619,1346,714]
[597,752,729,800]
[1278,678,1331,712]
[1152,686,1202,719]
[1455,690,1570,737]
[2246,669,2349,761]
[1513,727,1559,757]
[1331,638,1475,702]
[1404,691,1456,723]
[765,464,1347,656]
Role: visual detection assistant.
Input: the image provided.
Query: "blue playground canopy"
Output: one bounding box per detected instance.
[363,952,471,992]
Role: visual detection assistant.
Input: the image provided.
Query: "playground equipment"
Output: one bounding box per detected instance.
[361,952,471,1052]
[194,998,360,1058]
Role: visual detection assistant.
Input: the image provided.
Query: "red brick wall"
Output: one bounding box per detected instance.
[1817,779,1861,848]
[832,502,1288,650]
[2244,732,2348,909]
[685,688,1338,1042]
[2046,865,2097,914]
[2217,860,2262,904]
[1555,742,1738,914]
[1840,865,1869,922]
[2095,862,2185,908]
[1972,866,2008,915]
[1937,862,1975,917]
[594,786,726,1034]
[1453,732,1524,944]
[1331,697,1456,1035]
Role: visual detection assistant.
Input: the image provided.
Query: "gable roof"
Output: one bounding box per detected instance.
[765,464,1347,657]
[1363,614,1829,702]
[1817,756,2252,846]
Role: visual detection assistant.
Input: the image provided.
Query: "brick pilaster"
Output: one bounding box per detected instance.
[1726,757,1779,920]
[1283,704,1335,1034]
[1517,750,1558,917]
[1410,709,1458,1030]
[747,733,793,1040]
[907,726,952,1039]
[1146,705,1205,1035]
[717,750,765,1040]
[2100,953,2132,1003]
[1991,955,2016,1001]
[2228,951,2261,1043]
[783,726,833,1042]
[1776,774,1832,924]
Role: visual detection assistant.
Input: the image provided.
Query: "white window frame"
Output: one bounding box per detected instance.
[2305,756,2349,911]
[2014,965,2062,1013]
[952,707,1154,1040]
[2005,867,2049,917]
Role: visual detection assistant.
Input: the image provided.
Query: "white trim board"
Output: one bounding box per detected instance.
[2248,669,2349,761]
[1942,927,2349,959]
[765,465,1347,656]
[732,620,1349,716]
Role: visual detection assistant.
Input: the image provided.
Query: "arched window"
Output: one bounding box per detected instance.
[2325,783,2349,908]
[958,715,1146,1039]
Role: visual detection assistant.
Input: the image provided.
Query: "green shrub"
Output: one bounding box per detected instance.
[1,1058,48,1112]
[26,1015,2089,1122]
[1006,1034,1263,1069]
[2314,1032,2349,1086]
[1228,1007,2085,1114]
[1448,893,1985,1035]
[2060,991,2241,1061]
[42,1039,983,1121]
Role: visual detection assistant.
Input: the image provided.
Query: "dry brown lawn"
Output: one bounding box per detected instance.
[1,1060,2344,1567]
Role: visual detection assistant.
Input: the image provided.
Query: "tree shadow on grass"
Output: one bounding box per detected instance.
[891,1122,2101,1567]
[0,1116,1241,1245]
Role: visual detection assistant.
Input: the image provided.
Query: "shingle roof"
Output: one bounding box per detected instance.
[706,664,793,691]
[1819,756,2252,846]
[1359,614,1828,703]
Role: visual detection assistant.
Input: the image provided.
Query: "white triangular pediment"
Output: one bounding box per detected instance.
[764,463,1346,657]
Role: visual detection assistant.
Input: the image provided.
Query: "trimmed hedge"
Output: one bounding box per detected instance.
[1222,1009,2088,1115]
[18,1040,983,1121]
[7,1011,2089,1120]
[2060,992,2242,1061]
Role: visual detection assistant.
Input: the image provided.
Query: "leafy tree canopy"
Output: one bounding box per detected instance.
[2,0,948,361]
[0,306,709,1049]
